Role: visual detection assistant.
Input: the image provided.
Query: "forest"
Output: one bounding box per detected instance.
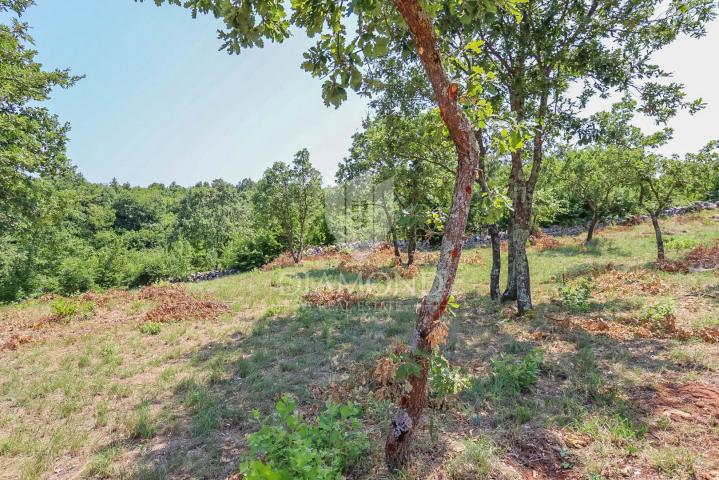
[2,0,719,479]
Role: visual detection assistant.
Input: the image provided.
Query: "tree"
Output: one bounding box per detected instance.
[337,113,454,266]
[632,153,706,261]
[437,0,716,314]
[147,0,526,469]
[562,146,633,243]
[254,149,323,263]
[0,0,80,232]
[175,179,250,267]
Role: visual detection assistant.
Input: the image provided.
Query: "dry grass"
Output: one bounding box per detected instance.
[2,211,719,479]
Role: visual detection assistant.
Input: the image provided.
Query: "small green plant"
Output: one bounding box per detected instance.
[446,438,498,479]
[488,348,543,398]
[664,237,698,250]
[127,402,155,440]
[558,279,593,313]
[239,394,368,480]
[640,300,676,331]
[429,349,470,398]
[51,298,94,320]
[139,322,162,335]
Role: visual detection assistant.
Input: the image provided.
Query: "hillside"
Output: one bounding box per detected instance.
[1,213,719,480]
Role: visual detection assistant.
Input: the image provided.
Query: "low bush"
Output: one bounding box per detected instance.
[488,348,544,398]
[558,279,593,313]
[139,322,162,335]
[239,394,368,480]
[51,298,94,321]
[429,350,470,398]
[639,300,676,332]
[222,232,284,272]
[58,257,97,295]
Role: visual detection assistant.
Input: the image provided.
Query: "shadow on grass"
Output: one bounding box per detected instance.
[126,301,420,479]
[538,239,633,259]
[126,291,705,479]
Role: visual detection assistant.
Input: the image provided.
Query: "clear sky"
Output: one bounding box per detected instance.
[19,1,719,186]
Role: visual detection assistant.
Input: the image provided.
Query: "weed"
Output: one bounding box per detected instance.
[182,379,225,435]
[85,445,122,477]
[649,447,696,478]
[139,321,162,335]
[236,358,252,378]
[558,279,593,313]
[126,402,155,440]
[665,237,698,250]
[429,350,470,398]
[639,300,676,331]
[239,394,368,480]
[50,298,94,320]
[488,348,544,398]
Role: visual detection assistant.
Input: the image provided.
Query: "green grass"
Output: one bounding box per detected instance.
[1,212,718,478]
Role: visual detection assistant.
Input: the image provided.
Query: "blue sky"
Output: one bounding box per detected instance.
[19,2,719,186]
[21,0,370,186]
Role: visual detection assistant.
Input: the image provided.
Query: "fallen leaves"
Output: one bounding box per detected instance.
[658,242,719,273]
[529,232,562,251]
[302,287,372,309]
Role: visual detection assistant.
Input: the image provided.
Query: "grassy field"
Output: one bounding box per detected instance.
[1,212,718,480]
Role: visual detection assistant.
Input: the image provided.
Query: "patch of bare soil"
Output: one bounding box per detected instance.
[658,242,719,273]
[508,428,573,479]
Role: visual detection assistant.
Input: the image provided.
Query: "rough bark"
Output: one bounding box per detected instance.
[502,214,517,301]
[475,130,501,301]
[386,0,479,470]
[510,182,532,314]
[586,212,599,243]
[488,224,501,300]
[650,212,665,261]
[502,87,545,314]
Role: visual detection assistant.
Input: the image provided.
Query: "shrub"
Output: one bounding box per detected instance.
[95,243,128,288]
[239,394,368,480]
[429,350,470,398]
[51,298,94,320]
[222,232,284,271]
[558,279,593,313]
[125,246,192,287]
[488,348,543,398]
[139,322,162,335]
[640,300,676,331]
[58,257,97,295]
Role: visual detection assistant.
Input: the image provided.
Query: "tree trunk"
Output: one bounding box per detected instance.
[501,212,517,301]
[650,212,665,261]
[390,227,403,265]
[586,213,599,243]
[406,226,417,266]
[475,130,500,301]
[504,182,532,314]
[488,224,500,300]
[387,0,478,470]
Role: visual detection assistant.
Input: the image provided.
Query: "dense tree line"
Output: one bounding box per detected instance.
[0,170,334,301]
